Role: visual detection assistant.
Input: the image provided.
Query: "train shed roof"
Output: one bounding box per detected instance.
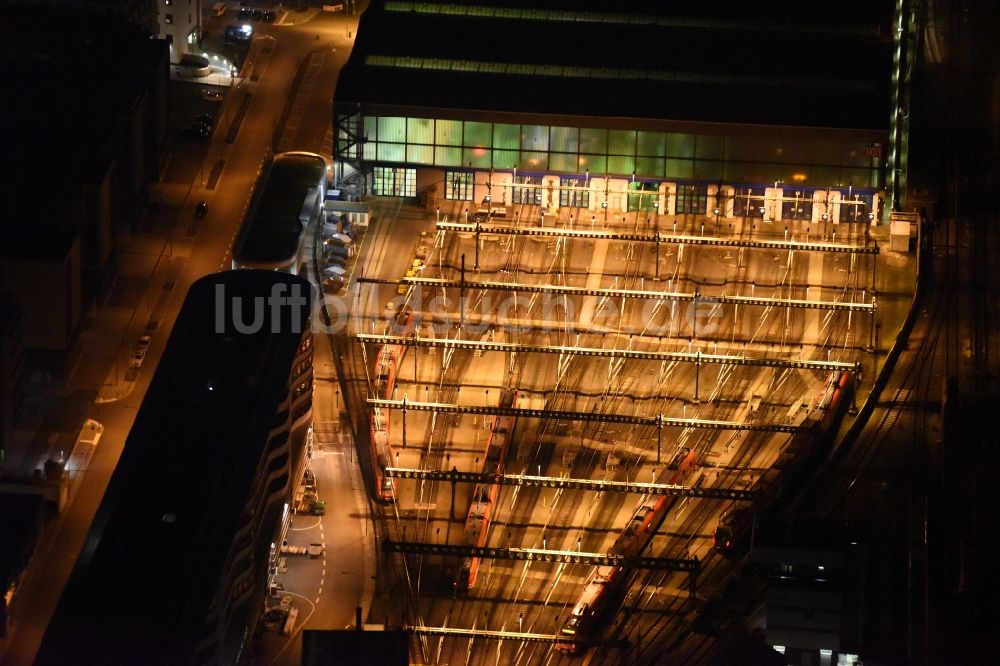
[336,0,894,131]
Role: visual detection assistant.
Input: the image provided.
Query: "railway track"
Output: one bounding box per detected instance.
[349,203,872,665]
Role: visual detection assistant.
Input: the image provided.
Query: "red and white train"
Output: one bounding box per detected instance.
[556,446,699,654]
[455,389,518,592]
[370,311,413,503]
[556,369,854,655]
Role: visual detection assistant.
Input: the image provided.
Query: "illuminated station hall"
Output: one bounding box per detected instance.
[328,1,915,665]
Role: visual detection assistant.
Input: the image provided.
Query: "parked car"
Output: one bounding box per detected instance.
[250,8,262,20]
[323,242,349,258]
[194,113,215,128]
[130,348,146,369]
[202,89,225,102]
[195,201,209,218]
[311,499,326,516]
[180,125,210,142]
[192,120,213,134]
[262,9,276,22]
[322,276,345,293]
[238,7,252,20]
[323,255,347,270]
[137,335,152,351]
[323,265,347,278]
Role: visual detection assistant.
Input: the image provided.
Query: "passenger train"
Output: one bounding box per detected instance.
[369,311,414,502]
[555,446,699,654]
[454,389,518,592]
[556,370,854,655]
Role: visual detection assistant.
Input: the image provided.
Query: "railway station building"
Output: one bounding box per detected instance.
[334,0,902,224]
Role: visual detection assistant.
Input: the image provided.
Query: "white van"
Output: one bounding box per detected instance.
[212,2,227,18]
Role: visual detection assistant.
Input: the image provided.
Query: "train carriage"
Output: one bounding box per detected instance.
[369,311,414,502]
[455,389,518,591]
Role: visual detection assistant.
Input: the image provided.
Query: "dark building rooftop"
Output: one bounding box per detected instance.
[302,629,410,666]
[337,0,894,130]
[234,153,327,264]
[0,7,168,260]
[0,493,44,593]
[36,271,313,664]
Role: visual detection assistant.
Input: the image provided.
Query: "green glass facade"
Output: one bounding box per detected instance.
[339,115,881,188]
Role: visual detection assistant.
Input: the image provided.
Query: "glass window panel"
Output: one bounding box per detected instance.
[627,182,659,212]
[435,146,462,167]
[637,131,665,157]
[512,176,543,205]
[732,187,765,217]
[839,192,874,222]
[694,160,723,181]
[492,149,519,170]
[675,184,708,215]
[781,188,813,220]
[773,140,811,164]
[840,142,873,167]
[665,158,694,179]
[578,154,605,174]
[665,133,694,159]
[549,152,578,173]
[436,119,462,146]
[363,141,376,161]
[519,151,548,171]
[364,116,377,141]
[695,135,724,160]
[724,137,758,162]
[406,144,434,164]
[464,121,492,148]
[444,171,474,201]
[579,128,607,154]
[550,126,579,153]
[377,142,405,162]
[841,167,876,189]
[607,155,635,176]
[559,178,590,208]
[810,139,842,163]
[462,146,492,169]
[608,130,636,156]
[406,117,434,144]
[378,117,406,143]
[723,161,775,182]
[636,156,664,178]
[372,167,416,197]
[493,124,520,150]
[521,125,549,152]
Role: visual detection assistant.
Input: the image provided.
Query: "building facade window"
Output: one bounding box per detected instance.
[839,193,873,223]
[372,167,416,197]
[165,14,173,24]
[444,171,474,200]
[781,189,812,220]
[733,187,765,217]
[627,182,658,212]
[340,113,882,195]
[512,176,541,204]
[675,184,708,215]
[559,178,589,208]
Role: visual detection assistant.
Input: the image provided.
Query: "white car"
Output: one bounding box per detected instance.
[323,265,347,277]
